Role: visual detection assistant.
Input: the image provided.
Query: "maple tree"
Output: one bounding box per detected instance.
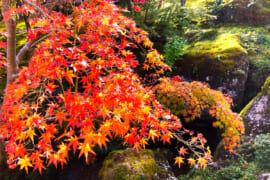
[0,0,244,174]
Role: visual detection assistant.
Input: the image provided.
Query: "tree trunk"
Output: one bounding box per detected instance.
[1,0,18,167]
[181,0,186,6]
[2,0,18,88]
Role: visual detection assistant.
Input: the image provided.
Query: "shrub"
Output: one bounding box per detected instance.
[252,133,270,170]
[163,35,188,68]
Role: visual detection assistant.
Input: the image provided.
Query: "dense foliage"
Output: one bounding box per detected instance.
[0,0,211,173]
[0,0,244,175]
[153,77,244,153]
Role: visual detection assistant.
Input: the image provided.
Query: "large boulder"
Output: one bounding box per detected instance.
[98,148,176,180]
[176,33,249,110]
[219,0,270,25]
[241,76,270,136]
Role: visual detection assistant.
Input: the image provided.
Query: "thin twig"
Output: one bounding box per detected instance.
[23,0,47,18]
[30,34,49,48]
[170,130,201,158]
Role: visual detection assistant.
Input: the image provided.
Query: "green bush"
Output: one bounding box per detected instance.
[163,35,188,67]
[179,162,258,180]
[179,134,270,180]
[252,133,270,170]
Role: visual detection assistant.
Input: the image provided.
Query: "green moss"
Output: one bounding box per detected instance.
[185,0,215,8]
[185,0,233,8]
[99,149,171,180]
[240,92,261,117]
[261,76,270,95]
[185,33,247,72]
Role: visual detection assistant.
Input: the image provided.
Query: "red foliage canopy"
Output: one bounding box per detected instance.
[0,0,242,174]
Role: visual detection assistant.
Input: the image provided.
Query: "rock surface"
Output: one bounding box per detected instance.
[98,148,177,180]
[176,33,249,110]
[257,173,270,180]
[241,76,270,136]
[219,0,270,25]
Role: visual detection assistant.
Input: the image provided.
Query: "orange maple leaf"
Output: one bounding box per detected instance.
[174,156,184,167]
[187,158,196,167]
[197,157,208,169]
[179,147,188,156]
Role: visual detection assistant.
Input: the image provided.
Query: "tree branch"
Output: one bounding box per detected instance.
[16,34,49,65]
[16,40,31,65]
[23,0,47,18]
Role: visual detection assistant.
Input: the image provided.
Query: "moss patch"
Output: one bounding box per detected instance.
[240,92,261,117]
[184,33,246,73]
[185,0,232,8]
[99,148,172,180]
[261,76,270,95]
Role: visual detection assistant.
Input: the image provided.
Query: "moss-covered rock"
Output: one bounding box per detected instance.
[241,76,270,136]
[98,148,176,180]
[219,0,270,25]
[176,32,249,110]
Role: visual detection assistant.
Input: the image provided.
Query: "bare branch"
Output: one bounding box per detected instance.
[16,40,31,65]
[16,34,49,65]
[30,34,49,48]
[23,0,47,18]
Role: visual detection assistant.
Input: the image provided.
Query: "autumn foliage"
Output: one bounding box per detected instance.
[0,0,243,174]
[153,77,245,153]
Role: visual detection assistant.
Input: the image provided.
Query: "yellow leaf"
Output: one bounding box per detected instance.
[174,156,184,167]
[18,155,32,174]
[197,157,207,169]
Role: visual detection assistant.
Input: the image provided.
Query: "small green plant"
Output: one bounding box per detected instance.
[252,133,270,170]
[180,134,270,180]
[179,161,258,180]
[163,35,188,68]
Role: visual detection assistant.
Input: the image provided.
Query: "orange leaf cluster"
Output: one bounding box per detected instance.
[0,0,180,173]
[153,78,245,153]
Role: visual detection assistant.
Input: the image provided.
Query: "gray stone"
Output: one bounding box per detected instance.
[241,76,270,136]
[257,173,270,180]
[219,0,270,25]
